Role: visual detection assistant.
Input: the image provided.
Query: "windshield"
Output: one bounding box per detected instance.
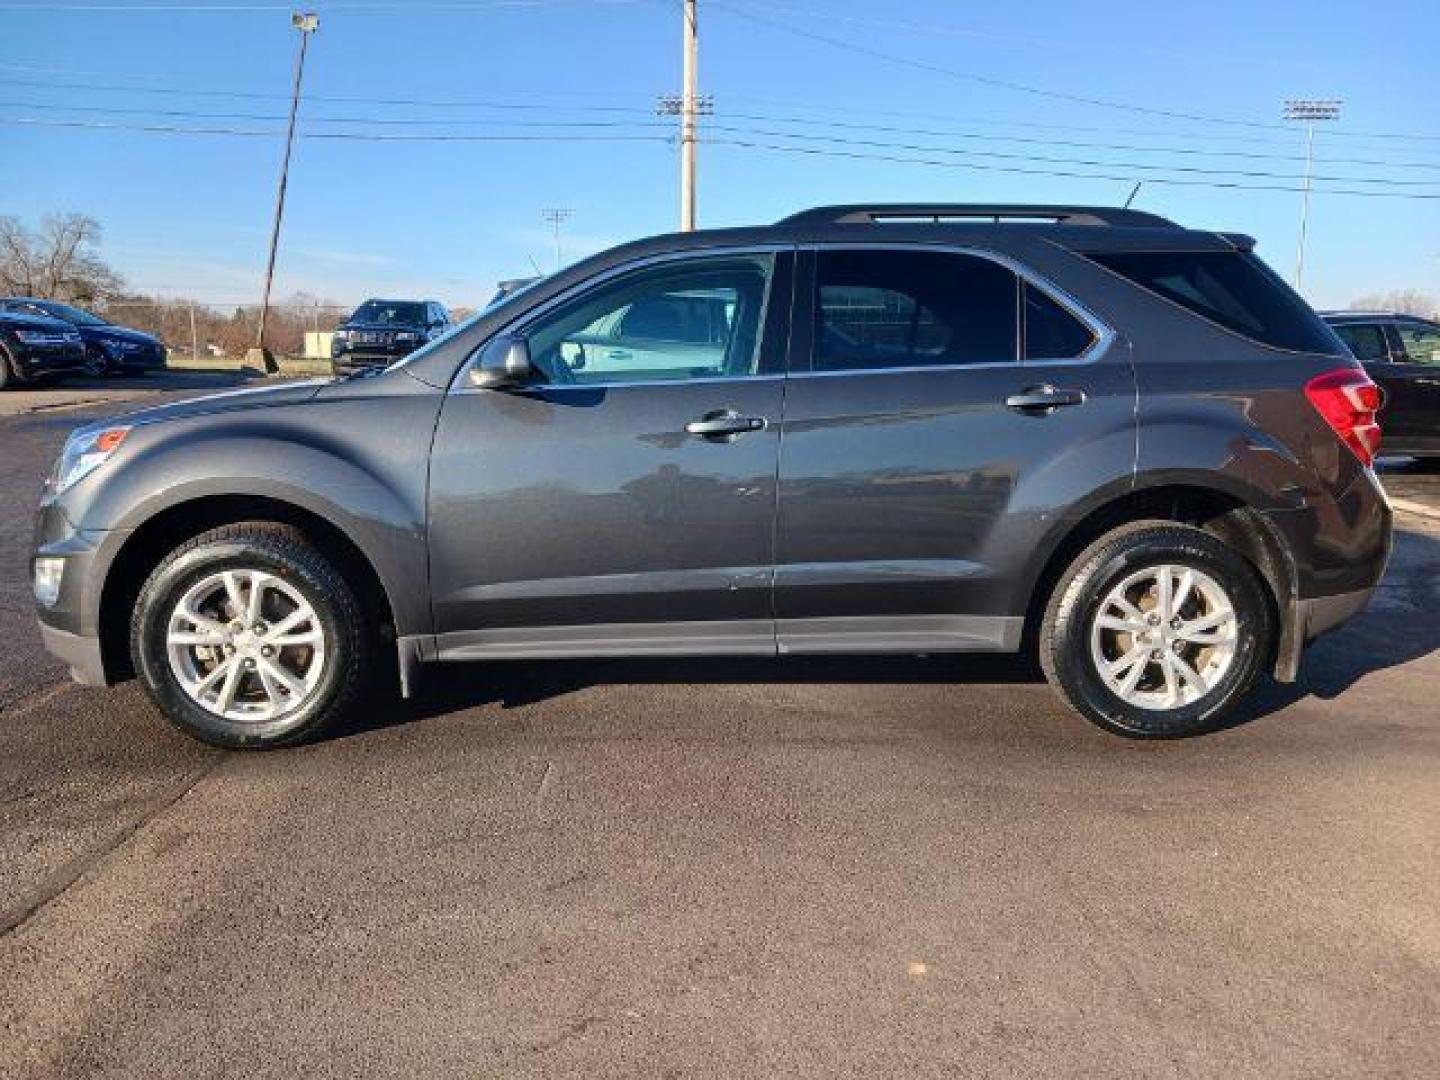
[34,301,108,327]
[350,300,427,326]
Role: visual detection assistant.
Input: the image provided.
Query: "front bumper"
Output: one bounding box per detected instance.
[15,341,87,377]
[38,621,108,687]
[33,500,125,687]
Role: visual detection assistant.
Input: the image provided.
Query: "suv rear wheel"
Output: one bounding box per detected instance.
[131,522,372,748]
[1040,521,1275,738]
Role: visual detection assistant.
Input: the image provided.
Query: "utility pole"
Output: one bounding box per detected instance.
[657,1,711,231]
[1283,98,1341,293]
[250,11,319,374]
[540,208,573,271]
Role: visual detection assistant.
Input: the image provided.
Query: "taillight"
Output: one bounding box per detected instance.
[1304,368,1382,467]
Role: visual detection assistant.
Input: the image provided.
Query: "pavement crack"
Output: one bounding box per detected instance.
[0,752,227,939]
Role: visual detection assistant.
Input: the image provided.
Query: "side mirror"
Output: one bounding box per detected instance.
[469,335,535,389]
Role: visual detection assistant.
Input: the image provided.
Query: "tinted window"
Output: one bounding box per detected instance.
[1396,321,1440,367]
[523,255,772,385]
[815,250,1017,371]
[1088,250,1341,354]
[1024,283,1096,359]
[352,300,427,325]
[1331,323,1390,363]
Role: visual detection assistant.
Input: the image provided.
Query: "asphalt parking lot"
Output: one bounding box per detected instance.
[2,376,1437,1078]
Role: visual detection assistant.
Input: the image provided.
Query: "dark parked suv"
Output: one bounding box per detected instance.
[1323,311,1440,460]
[33,204,1391,748]
[331,298,451,372]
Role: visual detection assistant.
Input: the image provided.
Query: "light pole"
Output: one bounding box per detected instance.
[540,208,573,271]
[1283,98,1341,293]
[250,11,318,374]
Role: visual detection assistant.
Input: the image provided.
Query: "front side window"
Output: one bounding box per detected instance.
[814,250,1018,371]
[1396,322,1440,366]
[1332,323,1390,363]
[523,255,773,385]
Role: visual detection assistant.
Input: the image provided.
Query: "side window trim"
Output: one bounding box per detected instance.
[451,245,795,393]
[794,242,1114,378]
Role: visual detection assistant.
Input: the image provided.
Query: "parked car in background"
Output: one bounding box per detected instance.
[1323,311,1440,460]
[331,298,451,372]
[33,203,1390,749]
[0,309,86,387]
[0,298,167,376]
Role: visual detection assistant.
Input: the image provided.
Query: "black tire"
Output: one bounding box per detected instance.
[0,345,15,390]
[83,343,110,377]
[130,522,372,749]
[1039,521,1276,738]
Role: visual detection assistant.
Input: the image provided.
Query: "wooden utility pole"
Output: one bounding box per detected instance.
[251,12,318,373]
[680,0,698,231]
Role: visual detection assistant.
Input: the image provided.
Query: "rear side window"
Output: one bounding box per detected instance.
[1331,323,1390,363]
[1088,250,1341,354]
[1023,283,1096,359]
[815,250,1018,370]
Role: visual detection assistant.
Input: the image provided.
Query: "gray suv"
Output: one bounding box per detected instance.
[33,204,1392,748]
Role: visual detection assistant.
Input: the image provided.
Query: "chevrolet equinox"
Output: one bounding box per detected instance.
[33,204,1392,747]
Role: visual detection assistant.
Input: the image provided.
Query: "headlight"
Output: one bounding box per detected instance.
[49,426,130,496]
[395,331,420,343]
[332,329,350,341]
[15,330,65,344]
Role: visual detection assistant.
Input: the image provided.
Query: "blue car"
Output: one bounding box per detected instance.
[0,298,167,375]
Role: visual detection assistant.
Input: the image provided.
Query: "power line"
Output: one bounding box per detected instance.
[700,124,1440,190]
[0,76,659,113]
[706,0,1440,144]
[0,115,672,143]
[701,136,1440,201]
[1,99,671,130]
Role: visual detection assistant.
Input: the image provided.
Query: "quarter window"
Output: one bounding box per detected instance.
[522,255,773,385]
[814,250,1018,371]
[1023,282,1096,359]
[1087,250,1341,354]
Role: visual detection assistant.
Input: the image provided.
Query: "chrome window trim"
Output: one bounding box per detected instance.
[800,241,1116,374]
[448,244,793,395]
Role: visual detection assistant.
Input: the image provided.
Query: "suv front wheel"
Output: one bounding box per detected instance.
[1040,521,1276,738]
[131,523,372,748]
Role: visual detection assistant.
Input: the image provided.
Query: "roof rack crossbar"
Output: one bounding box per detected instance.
[776,204,1178,229]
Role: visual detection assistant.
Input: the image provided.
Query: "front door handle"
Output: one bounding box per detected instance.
[1005,384,1087,414]
[685,410,768,440]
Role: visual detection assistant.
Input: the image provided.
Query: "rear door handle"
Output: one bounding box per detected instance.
[1005,384,1087,414]
[685,410,768,439]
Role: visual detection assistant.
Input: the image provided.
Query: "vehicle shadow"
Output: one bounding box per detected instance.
[331,524,1440,742]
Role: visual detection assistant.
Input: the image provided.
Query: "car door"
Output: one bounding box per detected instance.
[773,245,1133,654]
[1388,320,1440,454]
[426,249,791,657]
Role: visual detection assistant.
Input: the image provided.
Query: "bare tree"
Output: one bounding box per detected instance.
[0,212,124,302]
[1348,289,1439,319]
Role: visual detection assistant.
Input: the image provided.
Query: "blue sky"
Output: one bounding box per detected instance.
[3,0,1438,311]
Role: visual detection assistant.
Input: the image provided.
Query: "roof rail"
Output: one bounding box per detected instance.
[775,204,1178,228]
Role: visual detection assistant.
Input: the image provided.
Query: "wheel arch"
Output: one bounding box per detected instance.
[1020,479,1298,676]
[98,493,398,684]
